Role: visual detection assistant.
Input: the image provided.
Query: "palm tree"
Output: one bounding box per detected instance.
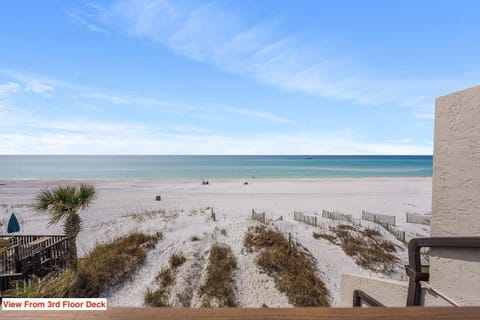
[34,183,96,268]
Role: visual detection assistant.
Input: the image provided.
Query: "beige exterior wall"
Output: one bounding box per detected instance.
[340,274,408,307]
[430,85,480,305]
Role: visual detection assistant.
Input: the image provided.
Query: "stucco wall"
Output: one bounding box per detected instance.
[430,85,480,305]
[340,274,408,307]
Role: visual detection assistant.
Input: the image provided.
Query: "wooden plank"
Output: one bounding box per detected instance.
[0,272,23,278]
[0,307,479,320]
[25,237,50,247]
[406,212,431,225]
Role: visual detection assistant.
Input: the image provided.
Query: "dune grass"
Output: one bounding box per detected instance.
[144,251,188,307]
[125,209,179,223]
[144,268,173,307]
[313,224,399,273]
[245,226,330,307]
[169,253,187,268]
[199,244,238,307]
[144,288,171,307]
[312,232,336,242]
[4,232,161,298]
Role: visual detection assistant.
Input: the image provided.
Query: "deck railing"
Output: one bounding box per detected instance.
[0,234,70,291]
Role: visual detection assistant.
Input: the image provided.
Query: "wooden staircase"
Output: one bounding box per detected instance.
[0,235,71,291]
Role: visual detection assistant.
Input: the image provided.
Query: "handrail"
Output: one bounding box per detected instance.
[406,237,480,306]
[353,290,385,307]
[0,234,71,291]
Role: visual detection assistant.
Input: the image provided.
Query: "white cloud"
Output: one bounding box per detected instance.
[0,99,430,155]
[0,68,293,124]
[0,82,20,97]
[82,92,130,104]
[212,104,292,124]
[0,130,432,155]
[69,11,109,34]
[78,0,478,122]
[25,80,54,94]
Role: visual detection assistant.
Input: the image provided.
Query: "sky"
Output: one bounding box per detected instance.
[0,0,479,155]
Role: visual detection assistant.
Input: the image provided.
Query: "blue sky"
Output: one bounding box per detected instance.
[0,0,479,154]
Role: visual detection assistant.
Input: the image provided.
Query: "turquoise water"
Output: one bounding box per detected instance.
[0,156,432,179]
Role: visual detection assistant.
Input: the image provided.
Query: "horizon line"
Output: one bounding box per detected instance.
[0,154,433,157]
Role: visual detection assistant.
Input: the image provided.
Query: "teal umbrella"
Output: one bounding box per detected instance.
[7,213,20,233]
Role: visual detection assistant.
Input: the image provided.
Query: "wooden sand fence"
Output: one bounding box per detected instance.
[379,222,406,242]
[361,210,396,226]
[361,210,405,242]
[321,210,352,223]
[251,209,266,224]
[406,212,431,225]
[293,211,318,227]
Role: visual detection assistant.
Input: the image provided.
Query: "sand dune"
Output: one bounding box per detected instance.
[0,178,431,306]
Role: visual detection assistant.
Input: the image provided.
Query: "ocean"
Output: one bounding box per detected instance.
[0,155,432,179]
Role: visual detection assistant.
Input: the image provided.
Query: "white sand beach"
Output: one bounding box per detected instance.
[0,178,431,306]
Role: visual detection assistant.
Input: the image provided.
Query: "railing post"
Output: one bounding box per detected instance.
[14,245,20,273]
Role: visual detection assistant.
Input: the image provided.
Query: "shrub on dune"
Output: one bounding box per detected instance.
[245,226,330,307]
[199,244,237,307]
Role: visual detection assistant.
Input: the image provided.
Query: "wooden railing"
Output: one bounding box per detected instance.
[0,307,478,320]
[0,235,70,291]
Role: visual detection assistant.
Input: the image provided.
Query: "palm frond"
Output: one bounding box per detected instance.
[34,189,55,212]
[78,183,96,210]
[33,184,96,227]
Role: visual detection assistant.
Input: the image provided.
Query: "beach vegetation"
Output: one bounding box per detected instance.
[313,224,399,273]
[199,244,237,307]
[144,288,170,307]
[3,232,160,298]
[312,232,336,242]
[244,226,330,307]
[156,268,175,287]
[125,209,179,223]
[144,251,187,307]
[34,183,96,268]
[169,253,187,268]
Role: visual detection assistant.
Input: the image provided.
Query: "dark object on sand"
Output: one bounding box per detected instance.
[202,179,209,185]
[7,213,20,233]
[155,195,161,201]
[244,181,248,185]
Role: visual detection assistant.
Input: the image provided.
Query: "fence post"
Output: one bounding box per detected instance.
[315,216,317,227]
[14,245,20,273]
